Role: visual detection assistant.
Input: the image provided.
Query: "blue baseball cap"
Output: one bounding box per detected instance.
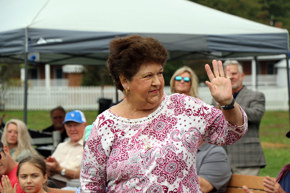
[64,110,86,124]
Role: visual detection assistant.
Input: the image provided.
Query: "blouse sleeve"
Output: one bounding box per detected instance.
[179,95,248,146]
[80,114,112,193]
[202,100,248,145]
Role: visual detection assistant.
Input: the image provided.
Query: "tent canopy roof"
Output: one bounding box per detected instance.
[0,0,289,64]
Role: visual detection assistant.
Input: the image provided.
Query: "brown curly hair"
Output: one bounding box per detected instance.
[107,35,168,91]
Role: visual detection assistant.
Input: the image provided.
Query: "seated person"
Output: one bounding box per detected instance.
[197,142,232,193]
[43,106,68,142]
[1,119,38,162]
[46,110,87,187]
[262,132,290,193]
[243,131,290,193]
[0,141,25,192]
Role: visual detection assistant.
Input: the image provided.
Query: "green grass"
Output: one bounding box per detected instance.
[259,111,290,177]
[0,110,289,177]
[0,110,99,130]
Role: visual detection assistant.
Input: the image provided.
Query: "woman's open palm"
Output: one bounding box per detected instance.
[205,60,233,105]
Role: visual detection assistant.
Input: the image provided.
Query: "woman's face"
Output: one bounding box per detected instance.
[6,123,18,146]
[18,162,47,193]
[126,62,164,109]
[174,71,191,95]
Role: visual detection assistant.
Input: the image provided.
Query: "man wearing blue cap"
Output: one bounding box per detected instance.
[46,110,87,187]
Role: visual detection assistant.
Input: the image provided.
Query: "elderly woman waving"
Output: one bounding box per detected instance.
[80,35,247,193]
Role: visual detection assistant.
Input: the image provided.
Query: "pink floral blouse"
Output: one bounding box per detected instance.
[80,94,248,192]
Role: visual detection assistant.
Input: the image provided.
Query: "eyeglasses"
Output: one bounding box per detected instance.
[175,76,191,82]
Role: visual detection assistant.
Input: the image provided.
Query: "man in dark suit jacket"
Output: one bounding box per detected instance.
[43,106,68,142]
[213,60,266,176]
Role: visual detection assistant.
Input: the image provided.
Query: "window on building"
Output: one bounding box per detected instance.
[54,67,63,79]
[29,68,39,79]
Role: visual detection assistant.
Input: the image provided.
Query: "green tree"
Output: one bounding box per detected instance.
[191,0,290,40]
[0,63,22,110]
[82,65,113,86]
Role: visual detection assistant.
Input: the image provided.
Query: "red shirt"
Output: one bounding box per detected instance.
[6,165,25,193]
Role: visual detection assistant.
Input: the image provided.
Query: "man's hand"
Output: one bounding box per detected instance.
[242,185,253,193]
[0,175,17,193]
[198,176,214,193]
[46,156,62,176]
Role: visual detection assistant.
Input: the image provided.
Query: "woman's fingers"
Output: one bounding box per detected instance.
[212,60,220,78]
[218,60,225,77]
[205,64,215,82]
[263,176,276,192]
[206,60,226,81]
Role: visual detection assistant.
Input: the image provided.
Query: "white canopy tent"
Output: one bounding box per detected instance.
[0,0,289,122]
[0,0,288,62]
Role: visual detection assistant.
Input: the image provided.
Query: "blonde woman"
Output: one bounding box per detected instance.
[170,66,199,97]
[1,119,37,162]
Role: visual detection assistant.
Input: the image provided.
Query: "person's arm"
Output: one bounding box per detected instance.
[198,176,214,193]
[205,60,244,126]
[239,92,265,123]
[46,157,80,179]
[56,167,80,179]
[80,124,108,192]
[263,176,286,193]
[197,146,232,192]
[242,185,253,193]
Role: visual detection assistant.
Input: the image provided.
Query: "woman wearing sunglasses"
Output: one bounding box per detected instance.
[170,66,199,97]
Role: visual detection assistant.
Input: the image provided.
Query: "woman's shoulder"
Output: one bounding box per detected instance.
[167,93,205,106]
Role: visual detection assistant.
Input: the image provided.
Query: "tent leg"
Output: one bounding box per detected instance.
[286,54,290,127]
[254,56,258,90]
[23,53,28,124]
[251,58,257,91]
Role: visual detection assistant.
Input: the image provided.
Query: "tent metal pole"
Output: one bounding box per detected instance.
[254,56,258,91]
[23,28,28,124]
[24,54,28,124]
[251,58,257,91]
[286,54,290,124]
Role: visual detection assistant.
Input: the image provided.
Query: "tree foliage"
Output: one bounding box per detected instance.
[190,0,290,36]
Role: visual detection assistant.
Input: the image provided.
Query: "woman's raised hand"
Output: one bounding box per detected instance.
[205,60,233,105]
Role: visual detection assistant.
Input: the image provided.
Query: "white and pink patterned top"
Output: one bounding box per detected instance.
[80,94,248,193]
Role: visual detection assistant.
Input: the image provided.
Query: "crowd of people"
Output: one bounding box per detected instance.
[0,35,288,193]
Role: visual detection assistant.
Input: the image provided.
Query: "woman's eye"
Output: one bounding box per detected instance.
[20,175,27,179]
[32,174,39,178]
[145,74,152,78]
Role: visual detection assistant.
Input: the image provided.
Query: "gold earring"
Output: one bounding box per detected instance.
[125,88,130,95]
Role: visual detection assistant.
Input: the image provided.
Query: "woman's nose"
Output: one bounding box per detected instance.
[152,75,161,85]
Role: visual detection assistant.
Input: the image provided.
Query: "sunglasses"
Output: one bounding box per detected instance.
[175,76,191,82]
